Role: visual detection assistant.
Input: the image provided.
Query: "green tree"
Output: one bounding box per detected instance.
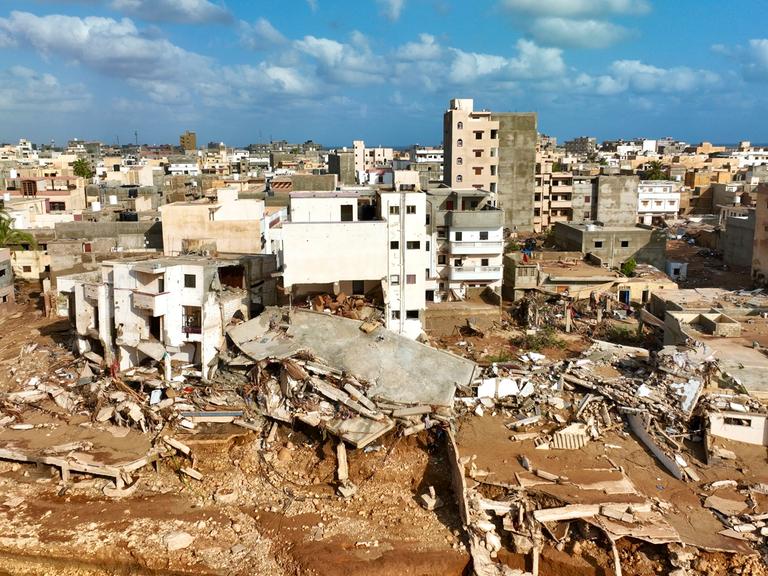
[72,157,94,179]
[641,160,666,180]
[0,211,36,248]
[621,257,637,277]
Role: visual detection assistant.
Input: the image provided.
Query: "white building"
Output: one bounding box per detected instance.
[59,255,278,375]
[281,181,428,338]
[166,157,200,176]
[353,140,394,182]
[637,180,680,225]
[427,188,504,300]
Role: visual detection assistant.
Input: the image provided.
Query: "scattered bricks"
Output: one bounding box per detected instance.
[162,436,191,456]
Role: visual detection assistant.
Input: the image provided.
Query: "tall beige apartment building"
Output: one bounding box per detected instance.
[179,130,197,152]
[443,99,537,232]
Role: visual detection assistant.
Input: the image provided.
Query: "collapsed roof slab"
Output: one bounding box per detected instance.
[286,309,476,407]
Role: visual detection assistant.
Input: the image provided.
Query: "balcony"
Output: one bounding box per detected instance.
[132,291,169,316]
[449,265,502,281]
[450,240,504,255]
[549,200,572,209]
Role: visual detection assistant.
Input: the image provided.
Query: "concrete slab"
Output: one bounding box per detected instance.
[286,309,476,407]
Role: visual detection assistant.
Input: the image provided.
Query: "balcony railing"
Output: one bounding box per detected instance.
[449,265,502,281]
[450,240,504,255]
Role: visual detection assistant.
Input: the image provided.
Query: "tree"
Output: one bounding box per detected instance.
[0,210,36,249]
[621,257,637,277]
[642,160,666,180]
[72,157,94,179]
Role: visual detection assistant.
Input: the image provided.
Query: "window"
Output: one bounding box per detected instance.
[457,139,463,147]
[352,280,365,294]
[490,165,497,176]
[490,129,498,139]
[389,205,400,215]
[456,175,463,183]
[490,183,496,193]
[474,149,482,158]
[406,274,416,284]
[406,241,420,249]
[457,121,463,129]
[438,255,447,265]
[426,241,430,251]
[49,201,66,211]
[479,231,488,240]
[454,259,462,266]
[723,417,752,427]
[445,200,454,210]
[425,268,430,279]
[584,212,591,219]
[22,266,31,273]
[534,208,541,216]
[535,193,541,202]
[158,278,165,293]
[390,240,399,250]
[473,167,483,175]
[83,242,92,253]
[456,157,463,165]
[584,195,591,203]
[594,241,603,248]
[437,227,447,239]
[481,258,489,266]
[406,205,416,214]
[455,231,463,241]
[340,204,353,221]
[0,295,5,303]
[406,310,419,319]
[0,269,5,277]
[474,131,483,140]
[182,306,202,334]
[391,310,400,320]
[425,214,431,225]
[490,148,497,157]
[390,274,400,285]
[184,274,196,288]
[620,240,629,248]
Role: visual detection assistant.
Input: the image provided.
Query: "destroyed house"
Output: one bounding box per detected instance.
[58,255,277,374]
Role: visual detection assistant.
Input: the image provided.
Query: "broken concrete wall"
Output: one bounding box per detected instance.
[709,411,768,446]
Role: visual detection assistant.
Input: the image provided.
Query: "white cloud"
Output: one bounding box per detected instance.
[395,33,442,61]
[575,60,719,96]
[306,0,318,12]
[109,0,232,24]
[294,33,385,85]
[240,18,286,50]
[507,39,566,78]
[530,17,630,49]
[500,0,650,17]
[743,39,768,80]
[377,0,405,21]
[0,11,210,81]
[447,40,565,84]
[0,66,91,112]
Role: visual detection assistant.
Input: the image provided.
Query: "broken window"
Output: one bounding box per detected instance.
[182,306,202,334]
[406,241,420,249]
[184,274,197,288]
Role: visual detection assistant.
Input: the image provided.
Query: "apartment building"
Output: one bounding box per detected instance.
[59,254,277,373]
[752,185,768,286]
[426,188,504,300]
[443,98,537,231]
[353,140,394,178]
[328,150,355,185]
[564,137,597,157]
[637,180,681,225]
[3,176,87,213]
[180,130,197,152]
[280,181,429,337]
[533,158,574,232]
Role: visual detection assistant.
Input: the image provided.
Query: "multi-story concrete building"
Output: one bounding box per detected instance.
[752,185,768,286]
[637,180,681,225]
[443,99,536,232]
[328,150,356,186]
[59,254,277,373]
[564,137,597,157]
[533,162,574,232]
[179,130,197,152]
[426,187,504,300]
[0,248,14,306]
[3,176,87,213]
[352,140,394,178]
[280,180,429,337]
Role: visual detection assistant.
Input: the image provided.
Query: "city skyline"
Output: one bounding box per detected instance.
[1,1,767,146]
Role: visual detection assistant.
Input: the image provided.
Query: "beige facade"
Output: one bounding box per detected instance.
[443,99,499,193]
[180,130,197,152]
[753,185,768,286]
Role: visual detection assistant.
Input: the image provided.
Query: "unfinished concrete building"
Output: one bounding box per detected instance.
[0,248,14,306]
[327,150,355,186]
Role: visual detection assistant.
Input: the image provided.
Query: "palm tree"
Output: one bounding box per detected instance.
[642,160,666,180]
[0,210,37,249]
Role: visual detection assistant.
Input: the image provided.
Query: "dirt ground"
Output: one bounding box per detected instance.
[0,285,469,576]
[666,240,753,290]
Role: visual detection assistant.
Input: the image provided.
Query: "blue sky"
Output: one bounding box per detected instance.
[0,0,767,147]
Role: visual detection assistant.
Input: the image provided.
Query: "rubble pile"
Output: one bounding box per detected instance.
[303,291,382,323]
